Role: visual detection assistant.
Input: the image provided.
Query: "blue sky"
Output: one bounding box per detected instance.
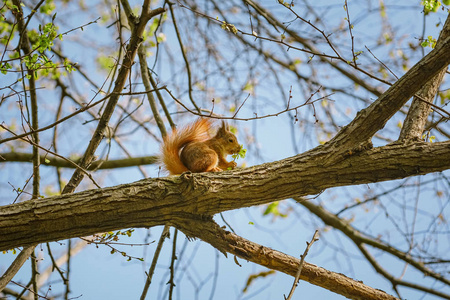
[1,0,450,299]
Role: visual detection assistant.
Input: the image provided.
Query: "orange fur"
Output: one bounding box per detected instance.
[160,118,241,175]
[161,119,213,175]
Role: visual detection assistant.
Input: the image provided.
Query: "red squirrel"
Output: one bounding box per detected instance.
[161,118,242,175]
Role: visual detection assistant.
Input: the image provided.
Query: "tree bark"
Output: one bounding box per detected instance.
[327,35,450,154]
[399,14,450,141]
[1,140,449,251]
[1,9,449,299]
[178,219,399,300]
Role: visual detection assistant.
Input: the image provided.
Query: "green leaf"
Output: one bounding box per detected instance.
[263,202,278,216]
[232,147,247,160]
[263,201,288,218]
[422,0,441,14]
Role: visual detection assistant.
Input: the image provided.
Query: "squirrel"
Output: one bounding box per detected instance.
[160,118,242,175]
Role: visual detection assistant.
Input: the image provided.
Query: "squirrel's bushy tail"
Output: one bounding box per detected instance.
[161,118,212,175]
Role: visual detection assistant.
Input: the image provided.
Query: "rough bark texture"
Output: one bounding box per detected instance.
[1,9,449,300]
[399,15,450,141]
[177,219,398,300]
[327,35,450,154]
[1,141,449,251]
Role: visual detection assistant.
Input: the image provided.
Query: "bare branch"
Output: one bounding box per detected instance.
[298,200,450,287]
[399,14,450,141]
[327,35,450,154]
[0,152,158,170]
[285,230,320,300]
[0,246,36,292]
[62,2,165,194]
[178,219,398,300]
[140,225,170,300]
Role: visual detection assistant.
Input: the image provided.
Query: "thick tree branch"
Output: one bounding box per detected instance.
[175,219,398,300]
[0,3,165,294]
[327,34,450,154]
[399,14,450,141]
[1,141,449,251]
[62,2,165,194]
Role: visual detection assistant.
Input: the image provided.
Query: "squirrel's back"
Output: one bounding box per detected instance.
[160,118,212,175]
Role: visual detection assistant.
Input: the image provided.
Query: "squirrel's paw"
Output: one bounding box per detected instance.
[227,161,237,169]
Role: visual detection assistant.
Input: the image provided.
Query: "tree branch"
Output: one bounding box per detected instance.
[0,246,36,292]
[399,14,450,141]
[176,219,398,300]
[7,1,41,295]
[0,152,158,170]
[1,140,449,251]
[298,200,450,287]
[62,2,165,194]
[285,230,320,300]
[327,34,450,154]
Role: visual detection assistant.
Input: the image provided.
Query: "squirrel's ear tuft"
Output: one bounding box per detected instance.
[221,121,229,131]
[216,121,227,136]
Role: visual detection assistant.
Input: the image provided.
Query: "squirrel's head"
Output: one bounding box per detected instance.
[216,121,242,154]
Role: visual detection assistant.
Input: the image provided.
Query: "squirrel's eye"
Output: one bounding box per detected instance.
[229,138,233,143]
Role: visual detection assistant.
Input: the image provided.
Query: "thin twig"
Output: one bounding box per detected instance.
[140,226,171,300]
[46,243,67,284]
[162,86,332,121]
[10,280,49,299]
[30,250,38,300]
[0,246,36,292]
[0,126,101,188]
[64,239,71,300]
[343,0,357,66]
[169,2,201,114]
[148,72,176,130]
[168,228,178,300]
[365,45,398,80]
[284,230,320,300]
[138,46,167,137]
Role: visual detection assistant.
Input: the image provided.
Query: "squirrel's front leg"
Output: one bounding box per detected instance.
[217,156,237,170]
